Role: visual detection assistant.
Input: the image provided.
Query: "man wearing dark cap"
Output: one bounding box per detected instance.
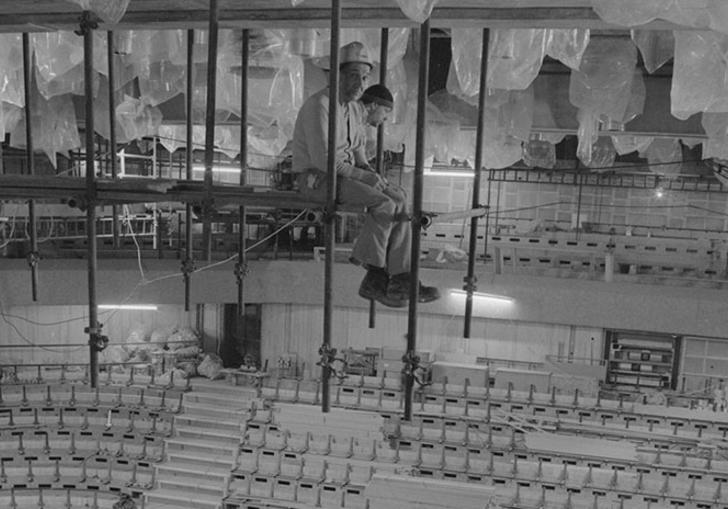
[292,42,439,308]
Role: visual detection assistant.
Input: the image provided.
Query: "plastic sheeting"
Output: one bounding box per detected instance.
[487,29,548,91]
[631,30,674,73]
[591,0,728,34]
[701,112,728,160]
[0,34,23,107]
[450,28,588,98]
[11,93,81,168]
[569,37,639,123]
[611,134,654,155]
[523,137,556,169]
[116,95,163,143]
[545,29,590,71]
[639,137,683,177]
[69,0,130,24]
[395,0,438,24]
[671,30,728,121]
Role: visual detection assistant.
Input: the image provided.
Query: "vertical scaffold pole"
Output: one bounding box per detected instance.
[107,31,120,249]
[368,27,390,330]
[463,29,489,338]
[202,0,219,262]
[321,0,342,414]
[237,29,249,318]
[404,18,431,422]
[22,33,39,301]
[183,29,195,312]
[81,13,100,388]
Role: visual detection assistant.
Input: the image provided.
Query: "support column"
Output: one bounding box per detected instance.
[22,33,39,301]
[368,27,390,330]
[202,0,219,262]
[107,31,120,249]
[321,0,342,414]
[463,28,489,338]
[404,19,431,422]
[81,12,101,388]
[237,29,249,317]
[183,29,195,312]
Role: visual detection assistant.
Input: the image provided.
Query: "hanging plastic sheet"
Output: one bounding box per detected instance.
[116,95,163,143]
[0,102,22,141]
[569,37,638,123]
[591,0,728,34]
[0,34,23,107]
[523,137,556,169]
[545,29,590,71]
[590,0,663,27]
[585,136,617,170]
[640,138,683,177]
[497,87,535,142]
[671,30,728,120]
[395,0,438,24]
[68,0,130,24]
[611,134,654,155]
[701,112,728,160]
[138,61,186,107]
[32,32,84,91]
[448,28,484,98]
[487,29,548,91]
[631,30,674,74]
[11,93,81,168]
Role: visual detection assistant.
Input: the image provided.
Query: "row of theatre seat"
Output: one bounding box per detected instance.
[251,373,728,439]
[222,372,728,509]
[0,378,188,509]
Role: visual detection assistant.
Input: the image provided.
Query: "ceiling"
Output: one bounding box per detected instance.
[0,0,683,32]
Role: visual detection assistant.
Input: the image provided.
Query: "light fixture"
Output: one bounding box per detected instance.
[192,165,241,174]
[425,170,475,178]
[654,186,665,199]
[450,289,513,304]
[98,304,159,311]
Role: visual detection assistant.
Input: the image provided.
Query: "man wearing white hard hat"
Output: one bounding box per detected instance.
[292,41,439,308]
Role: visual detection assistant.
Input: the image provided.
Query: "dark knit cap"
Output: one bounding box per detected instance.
[361,84,394,109]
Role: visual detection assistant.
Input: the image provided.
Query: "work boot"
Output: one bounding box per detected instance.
[388,273,440,303]
[358,268,407,308]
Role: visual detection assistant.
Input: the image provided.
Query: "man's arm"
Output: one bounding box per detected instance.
[306,96,382,184]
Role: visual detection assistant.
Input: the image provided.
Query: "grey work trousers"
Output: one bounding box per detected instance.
[297,169,411,275]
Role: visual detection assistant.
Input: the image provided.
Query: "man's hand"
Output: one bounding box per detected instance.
[359,169,387,191]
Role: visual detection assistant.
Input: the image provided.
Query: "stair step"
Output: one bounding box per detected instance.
[190,379,260,397]
[167,437,236,456]
[183,401,250,420]
[157,460,231,481]
[157,477,227,497]
[175,414,242,434]
[176,425,242,443]
[166,449,235,470]
[145,488,222,509]
[184,392,258,408]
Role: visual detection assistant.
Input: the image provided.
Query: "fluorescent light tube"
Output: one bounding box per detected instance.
[450,289,513,303]
[98,304,159,311]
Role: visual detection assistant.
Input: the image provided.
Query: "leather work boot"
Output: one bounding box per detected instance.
[387,273,440,303]
[358,267,407,308]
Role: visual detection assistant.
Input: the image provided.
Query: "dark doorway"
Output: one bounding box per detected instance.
[221,303,262,369]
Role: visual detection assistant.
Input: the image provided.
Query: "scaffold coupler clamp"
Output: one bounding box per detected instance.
[317,344,348,381]
[85,322,109,352]
[181,257,196,279]
[234,260,249,284]
[402,350,430,388]
[322,204,339,225]
[75,10,100,36]
[26,251,40,270]
[462,275,478,294]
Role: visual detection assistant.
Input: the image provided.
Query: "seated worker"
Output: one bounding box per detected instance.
[354,83,395,168]
[292,42,439,308]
